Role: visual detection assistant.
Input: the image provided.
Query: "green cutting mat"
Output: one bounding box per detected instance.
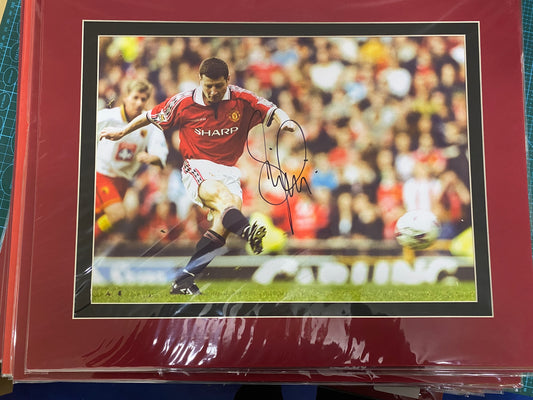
[0,0,18,246]
[524,0,533,392]
[526,0,533,229]
[526,0,533,244]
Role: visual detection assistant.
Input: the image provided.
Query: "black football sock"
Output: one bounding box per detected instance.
[181,230,226,277]
[221,207,250,237]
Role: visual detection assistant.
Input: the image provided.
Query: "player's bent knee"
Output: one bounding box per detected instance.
[199,179,224,196]
[199,180,240,210]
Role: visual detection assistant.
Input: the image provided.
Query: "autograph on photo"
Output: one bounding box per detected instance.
[247,118,311,234]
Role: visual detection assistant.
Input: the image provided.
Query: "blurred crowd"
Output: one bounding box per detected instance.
[97,34,472,245]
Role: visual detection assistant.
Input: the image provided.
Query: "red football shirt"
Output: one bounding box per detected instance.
[147,85,277,166]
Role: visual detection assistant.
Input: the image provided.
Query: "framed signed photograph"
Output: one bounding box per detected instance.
[4,0,533,382]
[75,22,489,318]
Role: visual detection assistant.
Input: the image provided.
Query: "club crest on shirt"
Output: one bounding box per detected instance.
[115,142,137,161]
[229,110,241,122]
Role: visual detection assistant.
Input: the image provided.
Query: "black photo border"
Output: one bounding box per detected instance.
[74,21,491,319]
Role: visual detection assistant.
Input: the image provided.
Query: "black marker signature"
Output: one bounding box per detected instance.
[246,116,311,234]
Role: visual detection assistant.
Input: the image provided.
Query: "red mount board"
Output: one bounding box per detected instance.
[3,0,533,382]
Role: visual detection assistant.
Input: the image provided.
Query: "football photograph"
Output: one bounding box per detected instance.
[75,22,490,318]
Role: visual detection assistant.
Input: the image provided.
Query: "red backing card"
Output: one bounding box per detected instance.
[4,0,533,383]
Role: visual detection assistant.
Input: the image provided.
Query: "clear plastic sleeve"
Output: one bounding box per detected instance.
[3,0,533,389]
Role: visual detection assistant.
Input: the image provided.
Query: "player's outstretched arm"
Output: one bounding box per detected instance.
[99,113,151,141]
[272,108,297,132]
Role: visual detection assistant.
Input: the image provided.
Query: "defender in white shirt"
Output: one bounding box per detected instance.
[95,79,168,241]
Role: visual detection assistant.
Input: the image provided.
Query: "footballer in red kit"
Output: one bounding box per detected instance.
[148,85,275,166]
[100,57,297,295]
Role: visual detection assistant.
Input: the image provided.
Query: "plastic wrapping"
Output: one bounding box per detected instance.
[2,0,533,390]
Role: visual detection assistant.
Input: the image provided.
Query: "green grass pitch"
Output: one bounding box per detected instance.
[92,280,477,304]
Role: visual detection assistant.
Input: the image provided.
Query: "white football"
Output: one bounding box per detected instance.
[395,210,441,250]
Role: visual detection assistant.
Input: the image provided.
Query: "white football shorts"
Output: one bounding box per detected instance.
[181,159,243,207]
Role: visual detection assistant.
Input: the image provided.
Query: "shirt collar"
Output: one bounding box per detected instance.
[193,86,231,105]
